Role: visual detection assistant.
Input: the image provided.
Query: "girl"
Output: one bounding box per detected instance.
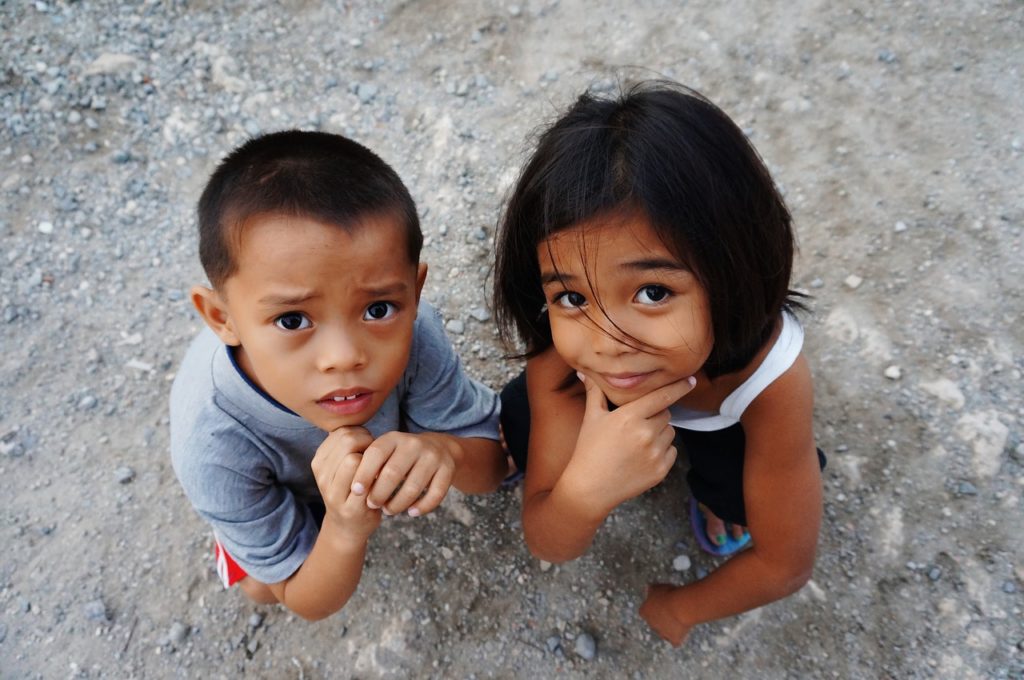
[494,81,825,645]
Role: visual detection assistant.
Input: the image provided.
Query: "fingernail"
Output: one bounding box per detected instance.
[366,499,379,509]
[576,371,585,382]
[715,534,726,545]
[687,376,697,387]
[407,508,421,518]
[351,482,365,495]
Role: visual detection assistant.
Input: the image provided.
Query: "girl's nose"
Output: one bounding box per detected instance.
[315,327,367,373]
[588,316,632,356]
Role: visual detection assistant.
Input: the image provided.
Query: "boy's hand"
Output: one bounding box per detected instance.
[564,374,695,513]
[310,426,382,543]
[349,432,456,517]
[640,583,693,646]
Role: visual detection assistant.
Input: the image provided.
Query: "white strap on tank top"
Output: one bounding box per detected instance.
[669,311,804,432]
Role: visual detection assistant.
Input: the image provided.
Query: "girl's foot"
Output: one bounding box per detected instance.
[699,502,747,547]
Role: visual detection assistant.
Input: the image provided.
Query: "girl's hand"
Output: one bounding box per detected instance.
[640,583,693,646]
[563,373,695,513]
[348,431,456,517]
[310,426,382,544]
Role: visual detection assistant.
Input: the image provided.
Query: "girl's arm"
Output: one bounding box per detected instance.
[521,348,693,563]
[520,348,601,562]
[641,353,822,643]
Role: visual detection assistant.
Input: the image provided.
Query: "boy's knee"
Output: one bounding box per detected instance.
[237,577,278,605]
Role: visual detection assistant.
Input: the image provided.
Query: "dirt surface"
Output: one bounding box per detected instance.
[2,1,1022,678]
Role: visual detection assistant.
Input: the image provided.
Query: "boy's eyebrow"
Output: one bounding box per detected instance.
[258,291,319,306]
[355,282,410,297]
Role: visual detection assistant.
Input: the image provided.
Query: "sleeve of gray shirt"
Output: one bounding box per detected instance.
[400,300,501,439]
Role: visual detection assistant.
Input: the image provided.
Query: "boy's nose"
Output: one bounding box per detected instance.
[315,329,367,373]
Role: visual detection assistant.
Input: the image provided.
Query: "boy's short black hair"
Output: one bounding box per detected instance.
[198,130,421,288]
[494,81,803,378]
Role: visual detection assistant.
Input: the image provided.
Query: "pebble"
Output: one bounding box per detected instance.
[894,220,908,232]
[445,319,465,334]
[878,49,897,64]
[78,395,98,410]
[468,307,491,322]
[248,613,264,630]
[884,365,902,380]
[809,277,824,289]
[38,220,54,234]
[928,567,941,581]
[168,621,188,647]
[356,82,378,104]
[539,560,552,572]
[84,599,110,623]
[1003,581,1017,594]
[957,481,978,496]
[0,622,6,643]
[843,274,863,290]
[575,632,596,660]
[672,554,692,571]
[115,466,136,484]
[545,635,561,652]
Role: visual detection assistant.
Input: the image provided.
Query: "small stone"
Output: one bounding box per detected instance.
[878,49,897,64]
[884,365,902,380]
[843,274,863,290]
[508,5,522,17]
[468,307,491,322]
[894,221,908,233]
[168,621,188,647]
[356,82,378,104]
[672,554,692,571]
[440,546,454,561]
[0,622,6,643]
[112,150,131,164]
[471,227,487,241]
[246,638,260,654]
[1003,581,1017,594]
[809,277,824,289]
[445,319,465,335]
[545,635,561,652]
[114,466,135,484]
[575,632,596,660]
[248,612,265,629]
[78,395,98,410]
[38,220,54,234]
[539,560,552,572]
[84,599,110,622]
[928,567,941,581]
[67,110,82,125]
[957,481,978,496]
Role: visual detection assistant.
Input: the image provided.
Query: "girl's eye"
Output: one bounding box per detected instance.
[635,285,671,305]
[553,291,587,309]
[275,312,311,331]
[364,302,396,320]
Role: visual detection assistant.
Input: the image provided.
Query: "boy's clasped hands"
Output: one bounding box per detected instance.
[312,427,458,542]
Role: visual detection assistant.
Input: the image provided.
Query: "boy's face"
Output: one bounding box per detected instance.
[194,212,426,432]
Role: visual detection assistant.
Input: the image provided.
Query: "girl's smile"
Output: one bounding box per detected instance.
[537,210,714,406]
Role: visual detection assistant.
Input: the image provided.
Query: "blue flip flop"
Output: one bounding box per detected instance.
[689,497,751,556]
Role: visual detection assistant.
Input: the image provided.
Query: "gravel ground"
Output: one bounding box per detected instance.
[1,1,1022,678]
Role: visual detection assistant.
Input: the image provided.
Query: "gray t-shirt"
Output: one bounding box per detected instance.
[170,300,500,584]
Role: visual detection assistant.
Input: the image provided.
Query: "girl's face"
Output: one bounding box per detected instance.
[538,212,713,406]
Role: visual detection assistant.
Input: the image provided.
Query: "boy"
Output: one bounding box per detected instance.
[170,130,505,621]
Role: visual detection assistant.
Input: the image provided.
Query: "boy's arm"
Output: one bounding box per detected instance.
[640,355,822,644]
[267,428,382,621]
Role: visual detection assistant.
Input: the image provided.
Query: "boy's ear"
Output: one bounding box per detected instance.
[414,263,428,304]
[190,285,241,346]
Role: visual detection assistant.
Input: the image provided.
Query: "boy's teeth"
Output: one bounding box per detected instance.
[331,394,358,401]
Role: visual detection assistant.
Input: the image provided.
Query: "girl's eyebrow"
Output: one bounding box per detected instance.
[621,258,690,273]
[540,270,575,286]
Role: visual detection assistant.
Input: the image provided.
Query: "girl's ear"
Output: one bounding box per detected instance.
[190,285,241,346]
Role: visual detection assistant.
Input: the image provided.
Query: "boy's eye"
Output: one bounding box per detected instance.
[364,302,396,320]
[275,312,312,331]
[635,285,670,305]
[553,291,587,309]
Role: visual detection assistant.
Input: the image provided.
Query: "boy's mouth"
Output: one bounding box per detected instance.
[317,389,373,416]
